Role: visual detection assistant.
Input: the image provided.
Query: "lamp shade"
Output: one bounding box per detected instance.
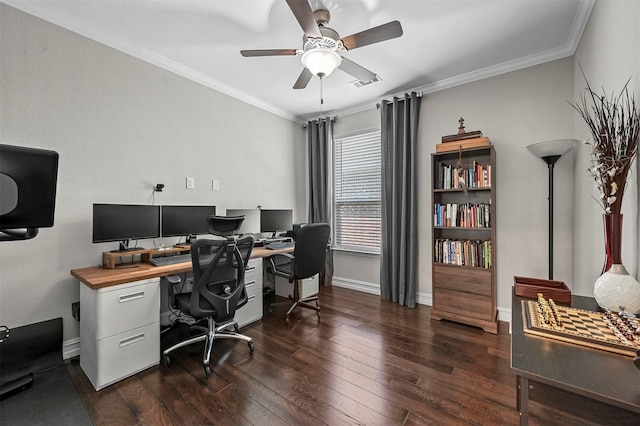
[301,48,342,78]
[527,139,578,164]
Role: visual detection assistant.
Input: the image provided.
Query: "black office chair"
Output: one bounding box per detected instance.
[162,216,254,377]
[266,222,330,322]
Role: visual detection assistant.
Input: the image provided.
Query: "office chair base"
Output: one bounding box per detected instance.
[283,295,320,323]
[162,318,254,377]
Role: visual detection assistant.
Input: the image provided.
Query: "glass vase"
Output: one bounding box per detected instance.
[593,214,640,314]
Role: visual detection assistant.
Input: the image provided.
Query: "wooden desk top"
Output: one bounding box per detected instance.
[511,288,640,413]
[71,246,293,290]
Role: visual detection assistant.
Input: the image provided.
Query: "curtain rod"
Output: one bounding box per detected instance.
[376,91,423,109]
[302,115,338,128]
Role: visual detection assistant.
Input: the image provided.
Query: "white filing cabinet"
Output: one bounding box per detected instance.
[234,257,263,328]
[80,278,160,391]
[276,274,319,300]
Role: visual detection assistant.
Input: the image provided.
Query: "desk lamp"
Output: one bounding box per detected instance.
[527,139,578,280]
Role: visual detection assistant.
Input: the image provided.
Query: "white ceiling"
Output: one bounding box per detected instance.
[4,0,594,122]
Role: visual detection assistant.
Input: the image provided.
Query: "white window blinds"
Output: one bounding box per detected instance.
[333,130,381,252]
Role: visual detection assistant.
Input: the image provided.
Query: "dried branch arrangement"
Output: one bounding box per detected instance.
[571,72,639,214]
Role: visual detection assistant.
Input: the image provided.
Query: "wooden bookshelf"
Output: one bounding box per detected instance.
[430,145,497,333]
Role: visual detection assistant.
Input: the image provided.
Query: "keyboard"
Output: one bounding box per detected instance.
[265,241,294,250]
[149,253,192,266]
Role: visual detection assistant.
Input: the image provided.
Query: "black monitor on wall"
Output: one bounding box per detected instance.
[92,204,161,252]
[0,144,59,241]
[161,205,216,242]
[260,209,293,237]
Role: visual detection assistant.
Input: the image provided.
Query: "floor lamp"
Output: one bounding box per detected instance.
[527,139,578,280]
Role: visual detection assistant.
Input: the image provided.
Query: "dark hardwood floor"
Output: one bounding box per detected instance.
[67,286,604,425]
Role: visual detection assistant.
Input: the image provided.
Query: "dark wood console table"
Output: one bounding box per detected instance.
[511,289,640,425]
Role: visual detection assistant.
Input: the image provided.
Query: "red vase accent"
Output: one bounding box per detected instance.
[602,214,623,273]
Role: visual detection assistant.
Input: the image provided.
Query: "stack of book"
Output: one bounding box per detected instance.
[436,130,491,153]
[434,238,492,269]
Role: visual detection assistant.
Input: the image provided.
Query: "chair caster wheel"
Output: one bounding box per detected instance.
[248,341,254,353]
[163,354,171,368]
[234,324,240,333]
[204,364,211,377]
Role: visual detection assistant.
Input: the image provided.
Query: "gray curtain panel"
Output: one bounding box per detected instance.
[380,92,421,307]
[307,118,334,286]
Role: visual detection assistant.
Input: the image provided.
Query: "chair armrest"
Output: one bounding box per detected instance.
[266,253,295,278]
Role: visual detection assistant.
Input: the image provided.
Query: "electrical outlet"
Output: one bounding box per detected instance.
[186,177,195,189]
[212,179,220,191]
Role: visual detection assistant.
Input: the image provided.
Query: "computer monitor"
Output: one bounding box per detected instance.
[92,204,161,252]
[260,209,293,237]
[225,209,260,235]
[0,144,59,241]
[161,205,216,242]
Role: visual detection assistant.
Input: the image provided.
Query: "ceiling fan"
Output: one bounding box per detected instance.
[240,0,403,89]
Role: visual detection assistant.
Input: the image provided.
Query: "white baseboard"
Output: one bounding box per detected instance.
[63,337,80,360]
[332,276,434,307]
[332,276,380,295]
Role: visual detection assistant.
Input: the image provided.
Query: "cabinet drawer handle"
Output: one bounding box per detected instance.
[119,333,145,347]
[119,291,144,303]
[245,281,256,288]
[247,295,256,302]
[246,266,256,272]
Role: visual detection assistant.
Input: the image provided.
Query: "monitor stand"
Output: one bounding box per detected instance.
[111,240,145,253]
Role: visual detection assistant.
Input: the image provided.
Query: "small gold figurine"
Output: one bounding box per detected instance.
[458,117,465,134]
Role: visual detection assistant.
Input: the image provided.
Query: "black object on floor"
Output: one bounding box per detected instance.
[0,363,92,426]
[0,318,63,395]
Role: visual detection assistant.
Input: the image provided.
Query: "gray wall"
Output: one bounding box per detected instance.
[0,4,306,343]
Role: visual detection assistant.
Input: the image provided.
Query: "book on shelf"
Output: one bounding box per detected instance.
[436,136,490,153]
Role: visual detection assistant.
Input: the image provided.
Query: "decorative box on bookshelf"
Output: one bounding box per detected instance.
[436,136,491,152]
[431,144,497,333]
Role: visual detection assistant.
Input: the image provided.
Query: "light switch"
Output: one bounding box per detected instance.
[212,179,220,191]
[186,177,195,189]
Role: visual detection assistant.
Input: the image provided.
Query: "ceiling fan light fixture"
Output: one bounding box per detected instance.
[301,48,342,78]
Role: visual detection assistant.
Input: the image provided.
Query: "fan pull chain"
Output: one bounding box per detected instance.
[320,76,324,112]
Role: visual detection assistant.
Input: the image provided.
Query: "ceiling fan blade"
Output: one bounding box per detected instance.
[293,68,313,89]
[338,57,377,83]
[240,49,297,57]
[285,0,322,38]
[341,21,403,50]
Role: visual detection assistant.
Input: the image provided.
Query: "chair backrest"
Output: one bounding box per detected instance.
[292,223,330,280]
[189,235,254,320]
[207,215,245,237]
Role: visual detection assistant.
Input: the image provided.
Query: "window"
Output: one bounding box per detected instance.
[332,130,381,253]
